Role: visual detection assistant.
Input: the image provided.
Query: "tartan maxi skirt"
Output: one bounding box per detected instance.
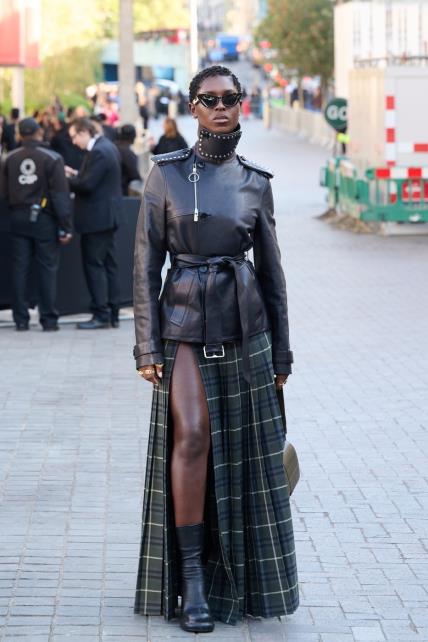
[134,331,299,625]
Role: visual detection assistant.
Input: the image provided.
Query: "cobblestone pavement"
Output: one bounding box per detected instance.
[1,115,428,642]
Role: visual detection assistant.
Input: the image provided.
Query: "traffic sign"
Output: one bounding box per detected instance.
[324,98,348,132]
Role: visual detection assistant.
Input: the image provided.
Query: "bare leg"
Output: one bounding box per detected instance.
[170,342,211,527]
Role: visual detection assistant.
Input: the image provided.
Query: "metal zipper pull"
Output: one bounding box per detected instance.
[188,161,200,222]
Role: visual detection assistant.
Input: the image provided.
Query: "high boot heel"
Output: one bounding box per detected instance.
[176,522,215,633]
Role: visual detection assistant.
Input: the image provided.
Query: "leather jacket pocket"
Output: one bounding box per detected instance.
[168,268,197,327]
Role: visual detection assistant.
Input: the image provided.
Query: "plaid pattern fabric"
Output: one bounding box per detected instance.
[134,331,299,625]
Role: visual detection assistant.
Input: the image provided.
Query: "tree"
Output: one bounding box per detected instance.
[23,0,190,111]
[100,0,190,38]
[24,0,109,111]
[257,0,334,100]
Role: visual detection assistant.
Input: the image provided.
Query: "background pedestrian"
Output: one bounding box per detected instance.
[150,117,188,155]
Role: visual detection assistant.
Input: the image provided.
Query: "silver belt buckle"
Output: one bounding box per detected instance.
[203,345,225,359]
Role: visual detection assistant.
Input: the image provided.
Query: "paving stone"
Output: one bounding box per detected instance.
[7,616,53,626]
[146,631,197,642]
[351,624,385,641]
[3,637,50,642]
[54,615,101,625]
[379,620,423,640]
[102,624,147,636]
[408,607,428,627]
[102,639,148,642]
[0,626,51,636]
[52,637,100,642]
[246,631,284,642]
[51,625,100,635]
[8,605,54,616]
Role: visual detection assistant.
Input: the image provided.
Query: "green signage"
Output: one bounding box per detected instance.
[324,98,348,132]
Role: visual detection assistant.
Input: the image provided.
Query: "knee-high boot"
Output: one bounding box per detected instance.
[176,522,215,633]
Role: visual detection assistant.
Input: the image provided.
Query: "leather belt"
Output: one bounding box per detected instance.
[172,252,254,384]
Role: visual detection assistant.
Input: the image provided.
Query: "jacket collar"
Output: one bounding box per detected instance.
[87,134,101,151]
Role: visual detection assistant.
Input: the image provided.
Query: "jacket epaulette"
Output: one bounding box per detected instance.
[237,155,274,179]
[152,148,193,165]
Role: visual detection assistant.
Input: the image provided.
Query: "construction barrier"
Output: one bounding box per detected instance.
[319,156,345,209]
[361,167,428,223]
[337,159,362,218]
[320,157,428,223]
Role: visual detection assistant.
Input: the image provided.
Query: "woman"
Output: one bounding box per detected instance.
[151,117,188,155]
[133,65,299,633]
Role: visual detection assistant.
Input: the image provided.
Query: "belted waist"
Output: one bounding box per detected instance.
[172,252,253,383]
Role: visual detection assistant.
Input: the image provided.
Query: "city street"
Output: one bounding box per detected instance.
[1,116,428,642]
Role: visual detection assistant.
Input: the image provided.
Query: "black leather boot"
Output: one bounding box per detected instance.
[176,522,215,633]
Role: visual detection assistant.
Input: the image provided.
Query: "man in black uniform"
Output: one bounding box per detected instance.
[0,118,73,331]
[67,117,122,329]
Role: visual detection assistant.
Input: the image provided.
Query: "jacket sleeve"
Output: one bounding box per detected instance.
[0,158,8,202]
[69,147,107,194]
[48,156,73,233]
[253,179,293,375]
[133,163,167,369]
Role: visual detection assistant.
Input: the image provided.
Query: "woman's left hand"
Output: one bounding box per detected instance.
[275,374,288,390]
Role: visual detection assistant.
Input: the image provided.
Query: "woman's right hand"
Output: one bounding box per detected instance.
[138,363,163,385]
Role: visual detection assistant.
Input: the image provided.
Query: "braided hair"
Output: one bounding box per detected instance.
[189,65,242,102]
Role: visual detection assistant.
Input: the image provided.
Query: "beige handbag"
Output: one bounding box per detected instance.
[277,388,300,495]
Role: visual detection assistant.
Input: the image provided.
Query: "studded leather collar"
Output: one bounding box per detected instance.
[197,124,242,161]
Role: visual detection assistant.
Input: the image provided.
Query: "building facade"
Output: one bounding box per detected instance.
[335,1,428,98]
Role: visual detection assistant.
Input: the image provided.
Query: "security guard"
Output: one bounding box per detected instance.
[0,118,73,331]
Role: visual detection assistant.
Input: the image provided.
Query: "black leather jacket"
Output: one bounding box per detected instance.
[133,147,293,376]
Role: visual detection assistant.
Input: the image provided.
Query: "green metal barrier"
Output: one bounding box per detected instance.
[360,168,428,223]
[320,156,346,209]
[321,158,428,223]
[337,159,363,218]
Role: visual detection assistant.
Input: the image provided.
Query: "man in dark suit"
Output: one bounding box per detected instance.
[67,117,122,329]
